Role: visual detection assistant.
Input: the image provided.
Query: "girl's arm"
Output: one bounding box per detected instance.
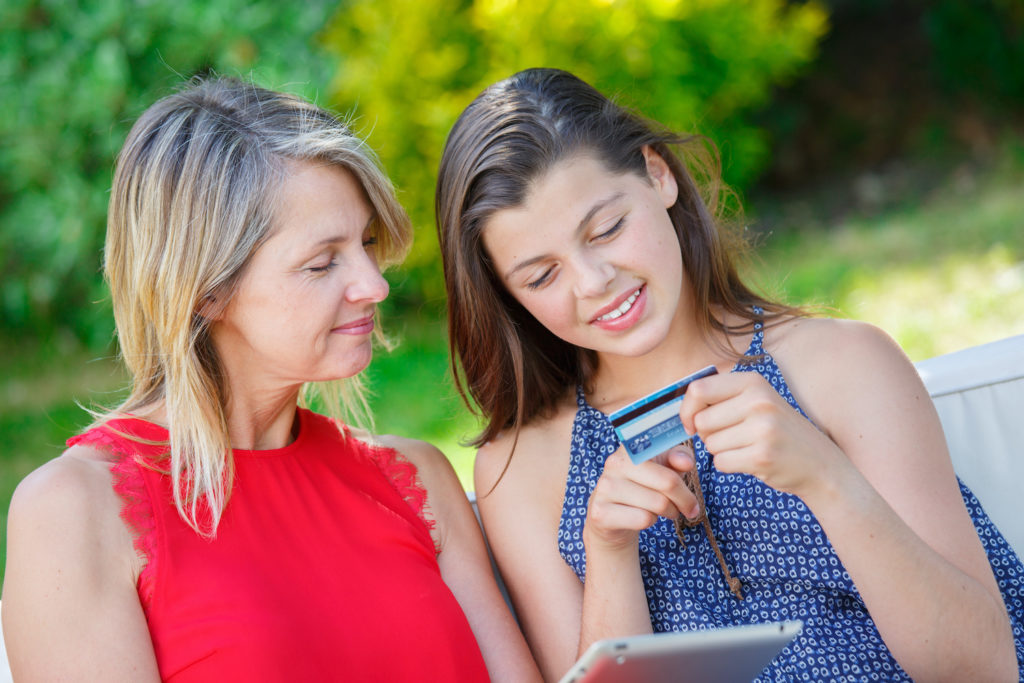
[681,318,1018,682]
[2,450,161,681]
[474,415,699,681]
[386,436,542,683]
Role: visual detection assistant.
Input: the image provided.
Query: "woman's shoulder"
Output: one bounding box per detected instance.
[8,446,133,570]
[12,445,120,516]
[371,433,458,486]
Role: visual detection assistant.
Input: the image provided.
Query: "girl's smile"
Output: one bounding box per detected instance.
[590,285,647,330]
[482,150,681,358]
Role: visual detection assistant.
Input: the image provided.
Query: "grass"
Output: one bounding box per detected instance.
[1,146,1022,585]
[746,148,1024,359]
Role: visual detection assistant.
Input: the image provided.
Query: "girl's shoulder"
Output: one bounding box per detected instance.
[762,315,922,430]
[474,392,577,502]
[764,315,905,371]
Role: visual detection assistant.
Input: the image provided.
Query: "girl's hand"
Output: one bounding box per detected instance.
[679,372,853,500]
[583,444,701,553]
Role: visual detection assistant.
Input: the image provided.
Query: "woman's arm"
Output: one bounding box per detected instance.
[2,449,160,681]
[681,318,1017,682]
[383,435,542,683]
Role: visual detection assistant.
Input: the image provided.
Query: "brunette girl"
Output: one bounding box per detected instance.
[436,67,1023,681]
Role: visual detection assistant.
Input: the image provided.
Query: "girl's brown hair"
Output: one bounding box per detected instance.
[436,68,793,448]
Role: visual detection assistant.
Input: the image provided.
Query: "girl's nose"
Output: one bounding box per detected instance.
[572,254,615,298]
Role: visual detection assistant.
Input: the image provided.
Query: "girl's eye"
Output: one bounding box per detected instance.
[526,266,555,290]
[593,217,625,241]
[363,236,378,248]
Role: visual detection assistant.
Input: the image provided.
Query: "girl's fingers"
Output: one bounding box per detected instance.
[600,448,700,521]
[662,444,696,473]
[679,373,747,431]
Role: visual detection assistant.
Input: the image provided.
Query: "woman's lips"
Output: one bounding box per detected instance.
[332,315,375,335]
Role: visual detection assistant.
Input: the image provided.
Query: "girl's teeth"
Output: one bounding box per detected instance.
[598,289,640,321]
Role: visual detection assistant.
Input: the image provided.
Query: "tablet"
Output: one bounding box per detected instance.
[557,620,802,683]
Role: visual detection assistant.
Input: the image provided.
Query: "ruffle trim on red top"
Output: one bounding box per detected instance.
[67,428,159,607]
[343,425,437,550]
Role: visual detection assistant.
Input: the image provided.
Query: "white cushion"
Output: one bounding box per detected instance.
[916,334,1024,558]
[0,602,9,683]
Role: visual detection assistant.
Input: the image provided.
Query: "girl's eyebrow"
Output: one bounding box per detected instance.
[503,192,624,280]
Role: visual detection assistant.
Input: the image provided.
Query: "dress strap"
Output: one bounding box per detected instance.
[746,305,766,357]
[67,427,159,605]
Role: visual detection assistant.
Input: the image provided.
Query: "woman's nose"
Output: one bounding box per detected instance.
[345,258,389,304]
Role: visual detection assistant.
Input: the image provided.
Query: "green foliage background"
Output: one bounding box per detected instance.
[1,0,831,345]
[321,0,828,301]
[0,0,337,347]
[1,0,1023,583]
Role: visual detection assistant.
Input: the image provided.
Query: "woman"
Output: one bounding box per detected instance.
[435,67,1023,681]
[2,76,540,681]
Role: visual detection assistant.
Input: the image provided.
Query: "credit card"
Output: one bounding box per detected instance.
[609,365,718,464]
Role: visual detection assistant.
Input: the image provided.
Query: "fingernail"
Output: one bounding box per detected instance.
[684,504,701,522]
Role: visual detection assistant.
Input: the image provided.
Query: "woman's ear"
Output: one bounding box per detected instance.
[195,292,225,322]
[641,145,679,209]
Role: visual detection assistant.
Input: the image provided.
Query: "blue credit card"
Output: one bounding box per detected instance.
[609,365,718,464]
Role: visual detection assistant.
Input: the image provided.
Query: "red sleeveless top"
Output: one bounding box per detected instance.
[68,408,489,681]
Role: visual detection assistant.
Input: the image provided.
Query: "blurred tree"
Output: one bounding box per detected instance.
[756,0,1024,192]
[320,0,828,304]
[0,0,336,348]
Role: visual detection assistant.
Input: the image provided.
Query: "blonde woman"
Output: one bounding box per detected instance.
[2,77,540,682]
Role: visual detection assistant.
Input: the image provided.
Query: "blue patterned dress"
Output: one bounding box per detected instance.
[558,318,1024,681]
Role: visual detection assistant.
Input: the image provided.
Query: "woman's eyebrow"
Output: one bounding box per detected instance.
[311,212,378,248]
[504,192,624,280]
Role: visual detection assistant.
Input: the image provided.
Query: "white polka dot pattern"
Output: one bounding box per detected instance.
[558,315,1024,681]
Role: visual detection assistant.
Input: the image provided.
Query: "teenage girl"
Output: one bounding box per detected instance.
[435,67,1024,681]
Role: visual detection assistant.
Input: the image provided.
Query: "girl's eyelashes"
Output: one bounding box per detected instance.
[522,216,625,289]
[592,216,625,241]
[526,266,555,290]
[363,235,378,248]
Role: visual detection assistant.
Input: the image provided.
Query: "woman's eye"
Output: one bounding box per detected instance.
[308,259,337,273]
[363,236,378,248]
[526,267,554,290]
[593,217,625,241]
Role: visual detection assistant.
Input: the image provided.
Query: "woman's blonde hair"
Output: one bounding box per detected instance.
[102,75,411,535]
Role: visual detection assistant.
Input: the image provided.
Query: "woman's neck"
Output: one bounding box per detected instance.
[222,386,302,450]
[134,385,302,451]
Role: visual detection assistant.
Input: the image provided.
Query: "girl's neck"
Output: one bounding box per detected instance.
[587,305,747,412]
